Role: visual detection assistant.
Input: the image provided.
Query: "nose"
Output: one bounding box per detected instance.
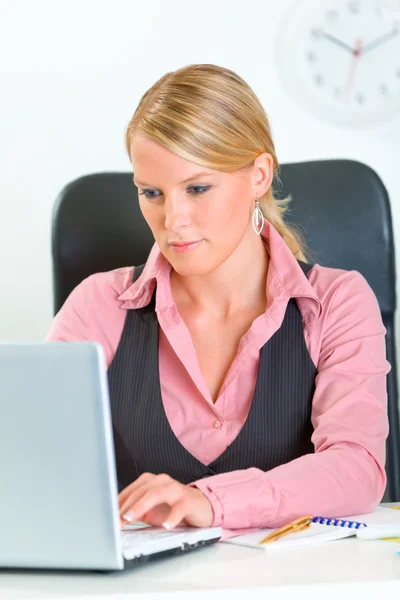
[164,195,191,233]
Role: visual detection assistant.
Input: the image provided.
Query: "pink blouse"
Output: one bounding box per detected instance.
[45,220,390,530]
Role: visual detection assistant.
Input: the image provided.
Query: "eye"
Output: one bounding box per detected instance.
[188,185,211,195]
[138,185,212,200]
[138,189,160,200]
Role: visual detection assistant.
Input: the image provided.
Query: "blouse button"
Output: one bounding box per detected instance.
[213,420,222,429]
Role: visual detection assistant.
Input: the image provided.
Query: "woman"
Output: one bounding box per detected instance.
[46,63,390,533]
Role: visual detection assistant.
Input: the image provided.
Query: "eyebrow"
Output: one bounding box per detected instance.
[133,171,214,187]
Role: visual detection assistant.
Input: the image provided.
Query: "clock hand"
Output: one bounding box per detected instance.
[344,38,363,103]
[319,31,354,54]
[361,28,399,55]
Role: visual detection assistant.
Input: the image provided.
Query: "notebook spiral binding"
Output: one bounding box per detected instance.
[312,516,367,529]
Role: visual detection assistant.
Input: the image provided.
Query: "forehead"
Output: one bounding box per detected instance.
[130,135,249,186]
[130,136,197,177]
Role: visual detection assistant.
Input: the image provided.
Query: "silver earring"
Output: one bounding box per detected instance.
[252,200,264,235]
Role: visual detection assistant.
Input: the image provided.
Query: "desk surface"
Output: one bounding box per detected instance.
[2,506,400,600]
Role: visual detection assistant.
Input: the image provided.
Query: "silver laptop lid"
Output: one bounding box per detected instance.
[0,341,123,570]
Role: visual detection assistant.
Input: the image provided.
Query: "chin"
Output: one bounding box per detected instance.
[166,251,214,277]
[169,260,212,277]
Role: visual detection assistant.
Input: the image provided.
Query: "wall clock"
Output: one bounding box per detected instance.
[275,0,400,127]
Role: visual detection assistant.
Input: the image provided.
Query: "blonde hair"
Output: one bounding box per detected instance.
[125,63,307,261]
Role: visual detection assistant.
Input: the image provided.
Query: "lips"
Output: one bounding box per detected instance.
[169,239,205,253]
[169,241,202,246]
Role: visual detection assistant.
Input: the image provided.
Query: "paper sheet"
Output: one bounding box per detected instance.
[223,506,400,551]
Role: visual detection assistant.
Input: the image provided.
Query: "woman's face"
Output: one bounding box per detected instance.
[130,135,272,276]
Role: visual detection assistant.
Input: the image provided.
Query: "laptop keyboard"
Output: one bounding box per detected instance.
[120,526,221,560]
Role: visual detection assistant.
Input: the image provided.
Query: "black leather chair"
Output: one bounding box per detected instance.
[51,159,400,501]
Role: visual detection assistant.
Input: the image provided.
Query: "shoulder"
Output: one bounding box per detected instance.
[82,265,136,301]
[45,266,136,365]
[308,263,380,317]
[307,264,386,370]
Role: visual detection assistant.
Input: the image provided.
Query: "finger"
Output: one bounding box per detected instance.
[119,474,173,521]
[120,480,161,522]
[119,474,151,506]
[119,472,172,507]
[118,472,154,506]
[121,503,171,530]
[162,499,190,530]
[122,481,184,524]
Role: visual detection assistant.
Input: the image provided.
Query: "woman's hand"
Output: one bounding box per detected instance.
[118,472,214,530]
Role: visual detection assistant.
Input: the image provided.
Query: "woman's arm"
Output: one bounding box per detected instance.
[45,278,90,342]
[44,269,131,369]
[191,271,390,529]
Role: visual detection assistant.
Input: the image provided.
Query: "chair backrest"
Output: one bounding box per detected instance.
[51,159,400,501]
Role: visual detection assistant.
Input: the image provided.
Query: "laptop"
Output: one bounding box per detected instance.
[0,341,222,571]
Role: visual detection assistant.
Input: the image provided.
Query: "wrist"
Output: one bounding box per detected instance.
[188,481,223,527]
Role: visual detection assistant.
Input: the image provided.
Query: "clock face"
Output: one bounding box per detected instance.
[276,0,400,126]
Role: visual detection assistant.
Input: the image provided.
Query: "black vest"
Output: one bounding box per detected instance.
[108,261,317,492]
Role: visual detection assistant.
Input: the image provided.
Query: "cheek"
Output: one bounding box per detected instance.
[139,202,162,231]
[210,194,249,231]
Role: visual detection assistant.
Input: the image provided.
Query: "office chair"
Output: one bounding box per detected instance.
[51,159,400,502]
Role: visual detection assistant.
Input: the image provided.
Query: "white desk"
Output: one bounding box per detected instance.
[2,508,400,600]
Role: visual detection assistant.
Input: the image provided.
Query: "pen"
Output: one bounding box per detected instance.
[259,515,314,545]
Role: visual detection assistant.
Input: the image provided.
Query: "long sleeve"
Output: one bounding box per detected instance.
[45,278,90,341]
[192,271,390,530]
[44,267,134,367]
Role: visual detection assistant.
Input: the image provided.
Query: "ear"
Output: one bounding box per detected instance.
[252,153,274,198]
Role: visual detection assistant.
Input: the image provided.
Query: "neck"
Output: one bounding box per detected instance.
[170,228,269,319]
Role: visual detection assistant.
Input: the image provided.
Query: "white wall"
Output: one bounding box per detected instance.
[1,0,399,343]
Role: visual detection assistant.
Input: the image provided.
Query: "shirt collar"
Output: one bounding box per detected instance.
[263,220,322,328]
[118,240,173,310]
[264,220,321,312]
[118,220,322,323]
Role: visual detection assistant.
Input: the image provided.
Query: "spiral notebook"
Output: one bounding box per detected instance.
[224,506,400,551]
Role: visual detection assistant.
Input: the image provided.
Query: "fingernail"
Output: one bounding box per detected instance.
[122,512,135,522]
[162,521,172,530]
